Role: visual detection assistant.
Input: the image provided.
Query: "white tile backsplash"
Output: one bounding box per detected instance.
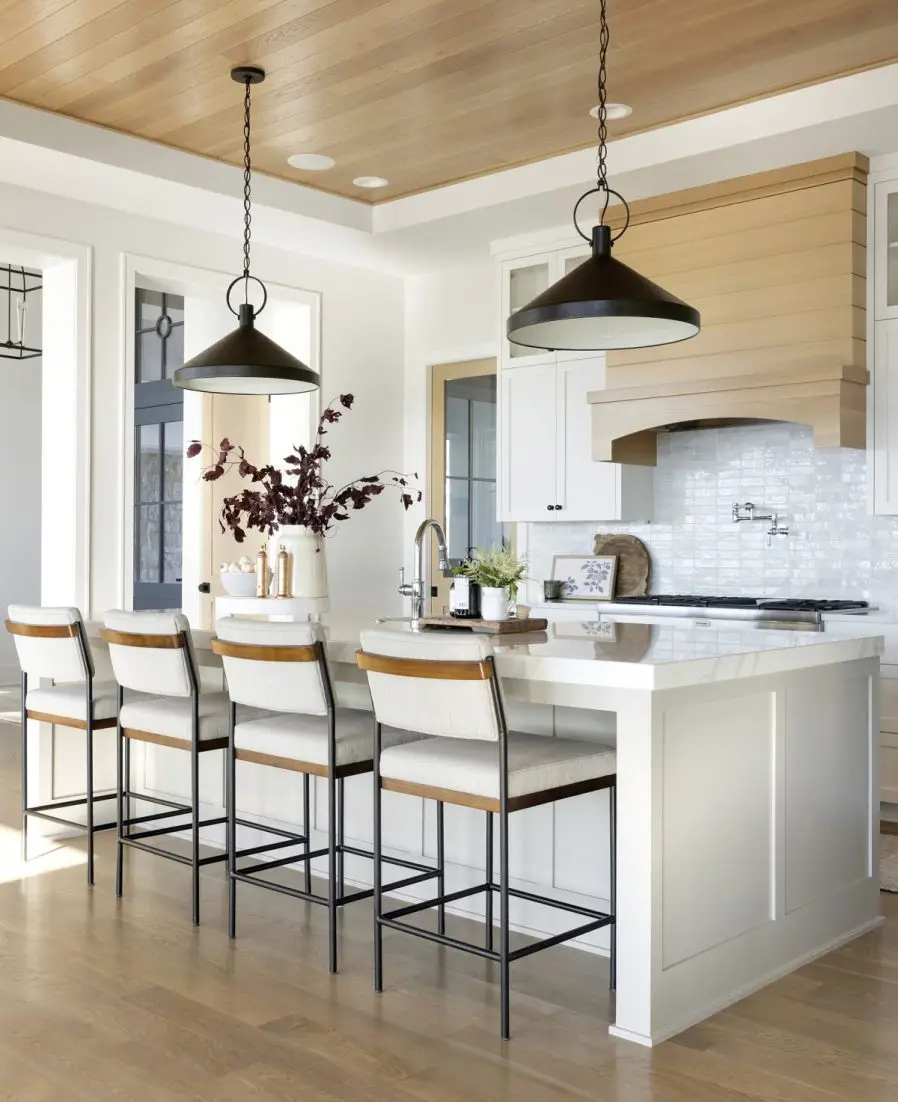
[526,422,898,611]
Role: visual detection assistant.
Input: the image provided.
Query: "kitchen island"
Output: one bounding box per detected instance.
[41,616,884,1046]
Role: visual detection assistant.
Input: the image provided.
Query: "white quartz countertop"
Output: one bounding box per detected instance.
[321,617,883,692]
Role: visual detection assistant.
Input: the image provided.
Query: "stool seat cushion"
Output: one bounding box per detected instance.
[120,691,239,743]
[26,681,119,723]
[234,709,419,768]
[380,732,616,801]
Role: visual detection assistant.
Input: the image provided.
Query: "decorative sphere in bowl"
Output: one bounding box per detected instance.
[219,569,259,597]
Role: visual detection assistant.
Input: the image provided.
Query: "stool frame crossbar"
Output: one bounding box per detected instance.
[360,648,617,1040]
[221,637,441,974]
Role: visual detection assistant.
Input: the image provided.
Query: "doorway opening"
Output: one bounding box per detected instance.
[429,358,510,612]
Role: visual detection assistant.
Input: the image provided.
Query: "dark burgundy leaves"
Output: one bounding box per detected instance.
[186,394,419,540]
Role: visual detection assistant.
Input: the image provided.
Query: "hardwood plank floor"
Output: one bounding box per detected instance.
[1,722,897,1101]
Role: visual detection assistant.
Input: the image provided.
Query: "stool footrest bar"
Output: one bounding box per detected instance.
[24,808,117,831]
[381,869,443,896]
[508,917,612,961]
[378,917,500,961]
[233,817,305,841]
[235,836,307,860]
[28,792,117,813]
[382,882,489,922]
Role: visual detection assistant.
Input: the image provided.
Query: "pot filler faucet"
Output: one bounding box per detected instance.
[398,518,450,623]
[732,502,789,546]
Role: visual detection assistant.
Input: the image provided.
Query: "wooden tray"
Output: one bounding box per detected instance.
[593,533,651,597]
[420,615,548,635]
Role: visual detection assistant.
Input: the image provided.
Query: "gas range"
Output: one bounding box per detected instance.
[599,595,870,629]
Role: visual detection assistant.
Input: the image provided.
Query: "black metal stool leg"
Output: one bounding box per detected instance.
[20,671,28,864]
[191,741,200,926]
[337,776,345,900]
[303,772,312,895]
[85,695,95,887]
[609,780,617,992]
[499,796,510,1040]
[373,721,383,993]
[485,811,494,951]
[327,765,337,973]
[436,800,445,936]
[227,703,237,939]
[115,686,125,898]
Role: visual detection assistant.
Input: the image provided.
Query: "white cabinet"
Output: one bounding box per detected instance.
[872,318,898,514]
[500,363,559,521]
[499,357,653,523]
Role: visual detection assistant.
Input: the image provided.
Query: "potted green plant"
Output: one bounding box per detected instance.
[458,547,527,621]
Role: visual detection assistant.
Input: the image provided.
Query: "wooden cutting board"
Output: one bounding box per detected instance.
[420,616,548,635]
[592,534,651,597]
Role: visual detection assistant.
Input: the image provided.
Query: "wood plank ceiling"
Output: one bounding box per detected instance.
[1,0,897,202]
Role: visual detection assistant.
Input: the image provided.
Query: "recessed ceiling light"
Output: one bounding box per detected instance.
[287,153,335,171]
[589,103,632,120]
[353,175,389,189]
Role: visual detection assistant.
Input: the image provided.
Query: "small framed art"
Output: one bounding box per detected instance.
[551,554,618,601]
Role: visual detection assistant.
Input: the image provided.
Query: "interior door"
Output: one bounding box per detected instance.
[429,358,509,613]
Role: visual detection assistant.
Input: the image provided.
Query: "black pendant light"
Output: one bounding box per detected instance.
[506,1,700,353]
[174,67,319,395]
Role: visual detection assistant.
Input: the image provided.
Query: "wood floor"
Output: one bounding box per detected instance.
[2,726,898,1102]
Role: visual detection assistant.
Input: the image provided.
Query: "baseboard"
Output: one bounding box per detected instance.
[612,914,885,1047]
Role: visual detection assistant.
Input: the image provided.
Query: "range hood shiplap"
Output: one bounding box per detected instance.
[587,154,868,466]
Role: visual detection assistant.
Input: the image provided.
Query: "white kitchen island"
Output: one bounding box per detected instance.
[37,616,884,1046]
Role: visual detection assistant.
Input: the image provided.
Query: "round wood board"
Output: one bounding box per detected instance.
[592,534,651,597]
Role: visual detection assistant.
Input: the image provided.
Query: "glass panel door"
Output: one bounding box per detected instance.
[133,287,185,610]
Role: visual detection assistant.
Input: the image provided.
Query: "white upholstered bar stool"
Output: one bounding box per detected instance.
[101,610,231,925]
[5,605,119,886]
[357,628,617,1040]
[212,617,436,973]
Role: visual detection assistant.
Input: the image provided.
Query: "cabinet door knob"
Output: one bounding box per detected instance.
[546,504,553,511]
[556,504,562,511]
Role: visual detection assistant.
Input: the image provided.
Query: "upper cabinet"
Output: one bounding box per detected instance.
[500,246,590,368]
[873,179,898,322]
[870,170,898,514]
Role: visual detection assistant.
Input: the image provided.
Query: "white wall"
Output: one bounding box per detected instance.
[0,279,40,680]
[0,177,406,621]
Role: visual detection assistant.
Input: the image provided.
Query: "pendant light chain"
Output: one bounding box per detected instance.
[242,75,253,296]
[596,0,609,196]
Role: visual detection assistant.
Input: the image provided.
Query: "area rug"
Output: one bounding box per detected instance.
[881,833,898,892]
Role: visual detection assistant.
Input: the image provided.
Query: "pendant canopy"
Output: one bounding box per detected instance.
[174,67,318,395]
[507,226,700,351]
[507,0,700,353]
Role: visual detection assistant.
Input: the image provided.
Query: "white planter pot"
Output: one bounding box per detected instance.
[272,526,328,599]
[480,586,510,621]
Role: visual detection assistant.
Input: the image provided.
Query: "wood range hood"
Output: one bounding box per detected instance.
[588,154,868,466]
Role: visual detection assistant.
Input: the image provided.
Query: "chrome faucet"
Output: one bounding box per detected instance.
[399,518,450,623]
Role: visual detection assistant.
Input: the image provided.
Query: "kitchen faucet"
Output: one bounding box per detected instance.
[398,518,450,623]
[732,501,789,546]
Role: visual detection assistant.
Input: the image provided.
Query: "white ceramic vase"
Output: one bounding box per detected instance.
[272,525,328,599]
[480,586,510,621]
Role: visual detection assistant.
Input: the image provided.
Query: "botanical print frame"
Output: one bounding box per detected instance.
[551,554,619,601]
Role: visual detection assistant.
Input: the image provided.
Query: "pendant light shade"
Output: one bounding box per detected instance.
[174,67,319,396]
[507,226,700,351]
[507,1,700,354]
[174,303,319,394]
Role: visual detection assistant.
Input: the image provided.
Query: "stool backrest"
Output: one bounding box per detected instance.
[357,628,501,741]
[6,605,91,682]
[213,618,331,714]
[101,610,197,697]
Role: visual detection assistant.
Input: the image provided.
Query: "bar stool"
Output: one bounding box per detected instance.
[5,605,119,886]
[356,628,617,1040]
[101,610,231,925]
[212,617,438,973]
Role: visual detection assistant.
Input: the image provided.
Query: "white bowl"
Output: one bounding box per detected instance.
[219,570,258,597]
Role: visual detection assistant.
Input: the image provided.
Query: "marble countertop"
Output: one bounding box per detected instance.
[322,617,883,692]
